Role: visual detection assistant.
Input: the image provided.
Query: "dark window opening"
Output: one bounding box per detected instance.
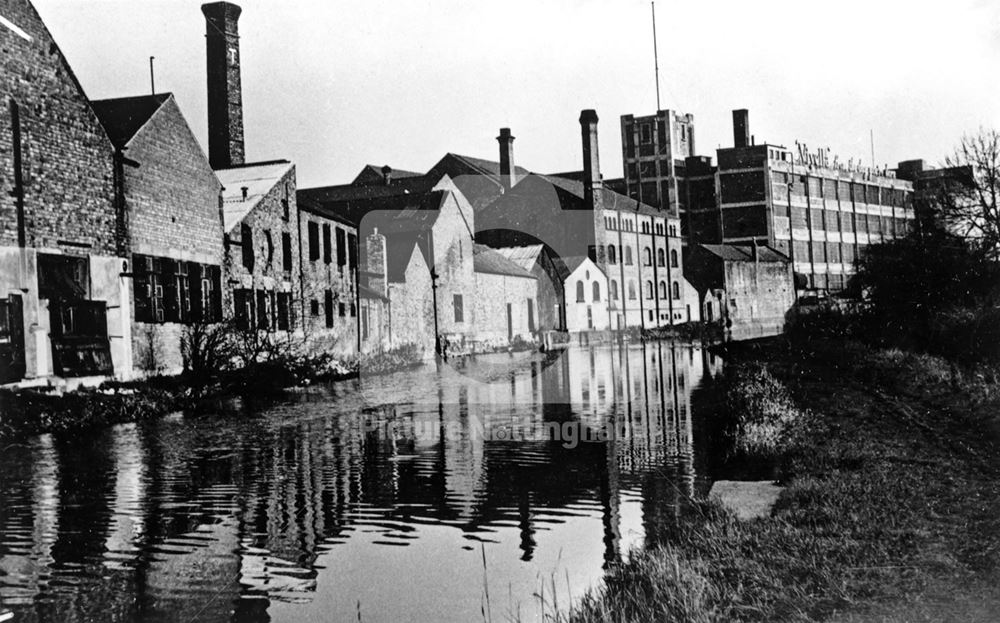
[308,221,320,261]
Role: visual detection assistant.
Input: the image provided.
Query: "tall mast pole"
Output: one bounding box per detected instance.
[652,2,661,111]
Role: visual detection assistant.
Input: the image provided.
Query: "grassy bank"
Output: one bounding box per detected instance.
[564,337,1000,622]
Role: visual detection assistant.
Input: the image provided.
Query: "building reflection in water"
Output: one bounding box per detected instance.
[0,342,726,623]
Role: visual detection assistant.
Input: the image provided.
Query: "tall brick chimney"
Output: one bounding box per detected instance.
[202,2,244,169]
[733,109,749,149]
[497,128,516,190]
[580,109,602,210]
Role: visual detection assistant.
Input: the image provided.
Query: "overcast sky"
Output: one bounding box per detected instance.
[30,0,1000,188]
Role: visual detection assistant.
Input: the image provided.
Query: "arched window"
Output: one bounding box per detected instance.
[628,281,637,300]
[608,244,617,264]
[659,281,667,299]
[672,281,680,300]
[645,280,653,299]
[592,281,601,302]
[576,280,585,303]
[643,247,652,266]
[625,246,633,265]
[610,280,619,300]
[670,249,679,268]
[657,248,665,266]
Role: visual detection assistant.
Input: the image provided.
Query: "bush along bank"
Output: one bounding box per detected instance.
[561,337,1000,623]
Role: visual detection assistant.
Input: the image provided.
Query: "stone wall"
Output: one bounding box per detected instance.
[298,207,357,357]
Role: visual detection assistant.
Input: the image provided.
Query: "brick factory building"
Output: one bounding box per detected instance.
[91,93,225,375]
[0,0,131,383]
[479,111,701,330]
[621,108,925,295]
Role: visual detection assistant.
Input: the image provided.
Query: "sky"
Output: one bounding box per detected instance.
[29,0,1000,188]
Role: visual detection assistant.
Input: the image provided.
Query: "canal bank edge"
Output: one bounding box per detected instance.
[565,336,1000,623]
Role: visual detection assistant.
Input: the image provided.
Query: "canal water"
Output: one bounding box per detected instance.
[0,342,730,623]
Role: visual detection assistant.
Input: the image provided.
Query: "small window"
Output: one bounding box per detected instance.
[628,281,636,300]
[608,245,617,264]
[659,281,667,299]
[453,294,464,322]
[323,224,332,264]
[625,246,633,265]
[657,249,665,266]
[308,222,320,261]
[592,281,601,302]
[264,229,274,267]
[672,281,680,300]
[325,290,334,327]
[610,280,619,300]
[670,249,678,268]
[576,281,585,303]
[282,232,293,272]
[339,302,347,317]
[643,247,652,266]
[310,299,319,316]
[241,224,254,271]
[645,280,653,299]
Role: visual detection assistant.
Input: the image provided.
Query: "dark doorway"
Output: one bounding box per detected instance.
[38,253,112,377]
[0,295,26,383]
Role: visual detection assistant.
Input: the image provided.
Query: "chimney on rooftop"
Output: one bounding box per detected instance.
[202,2,245,169]
[497,128,516,190]
[381,165,393,186]
[580,109,602,210]
[733,109,749,149]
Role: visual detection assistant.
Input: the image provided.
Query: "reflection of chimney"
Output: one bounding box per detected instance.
[580,109,602,210]
[381,165,392,186]
[366,227,387,298]
[733,109,749,149]
[497,128,516,190]
[202,2,244,169]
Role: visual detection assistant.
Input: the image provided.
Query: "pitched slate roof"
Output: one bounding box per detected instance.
[698,244,790,263]
[215,160,294,232]
[298,176,440,225]
[90,93,172,148]
[473,244,536,279]
[432,153,532,181]
[491,244,544,271]
[537,174,664,217]
[351,164,424,186]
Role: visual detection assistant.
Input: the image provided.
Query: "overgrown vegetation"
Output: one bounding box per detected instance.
[720,362,803,457]
[559,338,1000,622]
[357,343,423,375]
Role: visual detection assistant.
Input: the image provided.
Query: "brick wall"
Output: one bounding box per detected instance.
[122,96,224,375]
[124,96,224,264]
[0,0,117,255]
[298,207,357,356]
[224,165,299,324]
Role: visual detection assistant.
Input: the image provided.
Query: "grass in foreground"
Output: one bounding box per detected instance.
[561,338,1000,622]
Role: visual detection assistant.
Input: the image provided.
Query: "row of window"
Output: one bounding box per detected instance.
[605,245,679,268]
[771,172,912,207]
[134,255,223,324]
[234,288,293,332]
[607,279,680,302]
[240,224,293,274]
[309,291,356,327]
[306,221,358,270]
[604,216,679,238]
